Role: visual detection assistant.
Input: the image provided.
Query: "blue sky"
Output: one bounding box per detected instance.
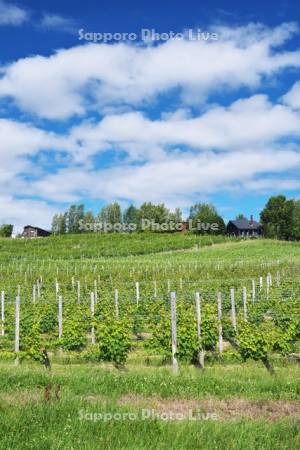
[0,0,300,230]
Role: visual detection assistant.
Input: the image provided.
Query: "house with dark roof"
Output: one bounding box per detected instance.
[226,216,262,238]
[22,225,51,238]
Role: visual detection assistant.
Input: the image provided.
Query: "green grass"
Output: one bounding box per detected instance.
[0,232,231,260]
[0,361,299,450]
[1,405,298,450]
[0,360,299,400]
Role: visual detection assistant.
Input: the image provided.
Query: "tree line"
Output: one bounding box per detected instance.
[260,195,300,240]
[50,195,300,239]
[0,195,299,239]
[51,202,226,235]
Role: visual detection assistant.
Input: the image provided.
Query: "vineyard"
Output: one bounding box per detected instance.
[0,234,299,449]
[0,235,299,369]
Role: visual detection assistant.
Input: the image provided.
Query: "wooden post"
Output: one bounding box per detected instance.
[115,289,119,319]
[217,292,223,354]
[167,279,170,293]
[268,273,272,286]
[170,292,178,373]
[195,292,204,368]
[252,280,256,304]
[94,280,98,303]
[77,281,80,304]
[136,282,139,306]
[1,291,4,336]
[37,280,41,298]
[90,292,95,345]
[195,292,201,338]
[230,288,237,331]
[243,287,247,322]
[58,295,63,340]
[15,295,20,354]
[32,284,36,304]
[259,276,263,290]
[71,276,75,290]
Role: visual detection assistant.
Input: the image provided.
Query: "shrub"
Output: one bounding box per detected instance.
[97,319,131,367]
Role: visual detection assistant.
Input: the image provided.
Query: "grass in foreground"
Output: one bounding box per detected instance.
[0,361,299,450]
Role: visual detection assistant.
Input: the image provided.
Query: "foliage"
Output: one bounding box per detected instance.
[260,195,294,240]
[238,323,270,362]
[66,204,85,233]
[147,304,218,363]
[0,224,13,237]
[96,318,131,367]
[189,203,226,235]
[51,213,67,234]
[98,202,122,226]
[60,313,87,351]
[123,204,139,228]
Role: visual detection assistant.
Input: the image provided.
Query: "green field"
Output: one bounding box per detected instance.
[0,234,299,449]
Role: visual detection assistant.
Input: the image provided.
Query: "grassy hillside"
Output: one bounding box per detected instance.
[0,232,231,260]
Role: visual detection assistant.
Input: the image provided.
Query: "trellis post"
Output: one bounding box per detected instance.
[170,292,178,373]
[1,291,4,336]
[195,292,204,368]
[217,292,223,354]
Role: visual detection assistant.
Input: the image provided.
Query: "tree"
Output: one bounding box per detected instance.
[236,214,247,220]
[66,204,85,233]
[260,195,294,240]
[189,203,225,234]
[292,200,300,240]
[138,202,170,229]
[123,205,139,229]
[0,224,13,237]
[51,214,66,235]
[81,211,95,232]
[168,208,182,224]
[98,202,122,225]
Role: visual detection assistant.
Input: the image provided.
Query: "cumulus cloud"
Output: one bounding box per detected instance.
[0,195,60,233]
[0,0,29,26]
[0,118,69,194]
[1,22,300,227]
[0,22,299,119]
[282,81,300,109]
[2,92,300,217]
[67,95,300,163]
[20,147,300,207]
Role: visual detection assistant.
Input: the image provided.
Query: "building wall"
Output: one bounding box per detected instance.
[23,227,51,238]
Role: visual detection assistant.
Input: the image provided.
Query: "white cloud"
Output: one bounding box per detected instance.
[68,95,300,163]
[0,22,299,119]
[0,118,69,193]
[0,0,29,26]
[282,81,300,109]
[21,147,300,207]
[0,195,59,233]
[39,13,76,33]
[1,90,300,219]
[0,119,68,230]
